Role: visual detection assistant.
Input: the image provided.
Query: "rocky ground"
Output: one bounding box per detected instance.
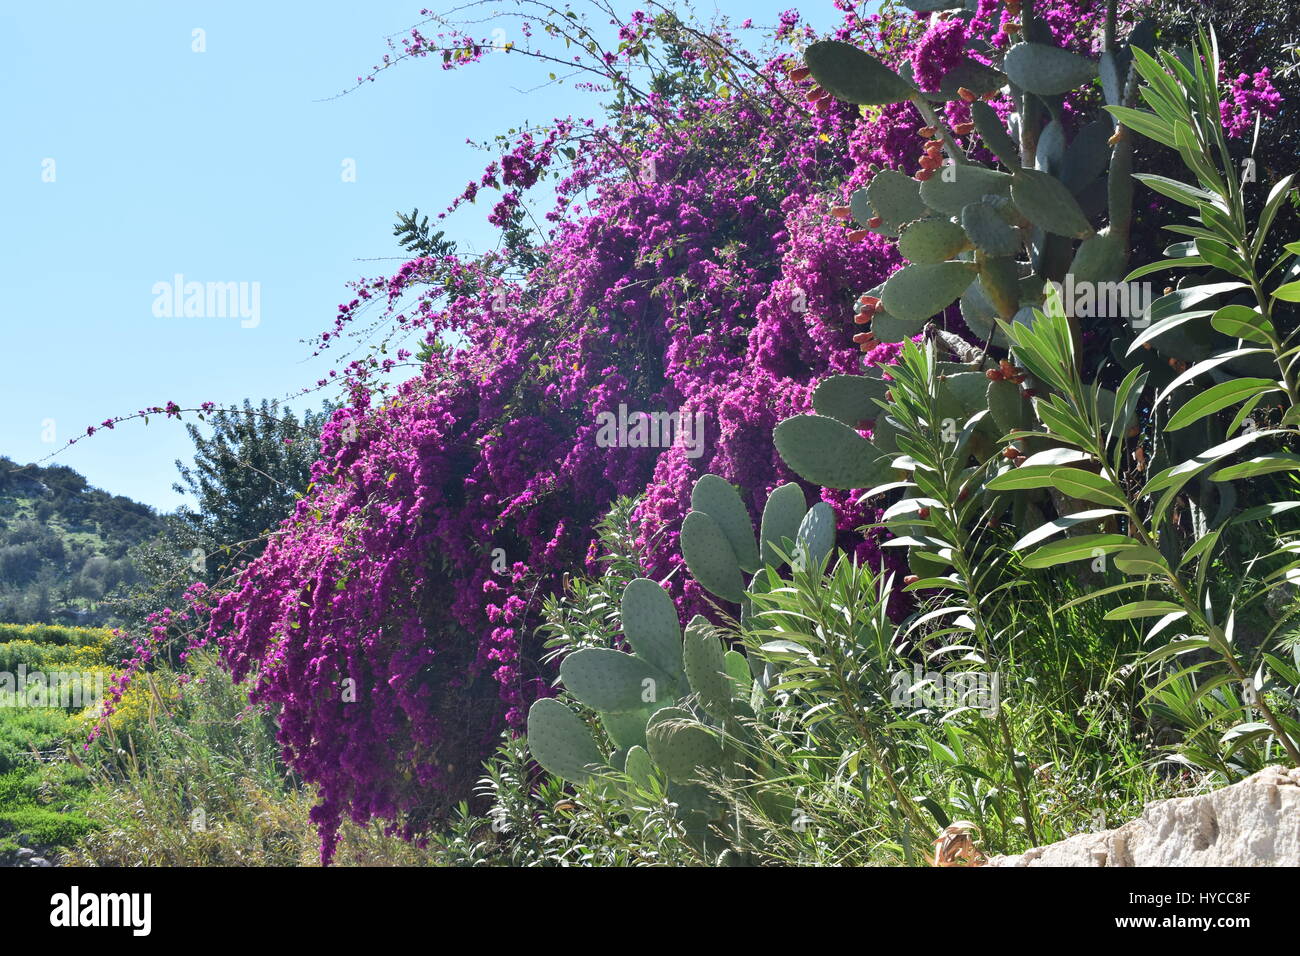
[1,844,59,868]
[988,766,1300,866]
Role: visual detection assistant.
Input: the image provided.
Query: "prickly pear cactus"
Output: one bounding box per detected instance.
[526,475,817,861]
[777,5,1174,553]
[679,472,836,606]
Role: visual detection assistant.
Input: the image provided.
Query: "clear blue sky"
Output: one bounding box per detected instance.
[0,1,845,513]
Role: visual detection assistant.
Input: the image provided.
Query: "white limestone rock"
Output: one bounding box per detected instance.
[987,766,1300,866]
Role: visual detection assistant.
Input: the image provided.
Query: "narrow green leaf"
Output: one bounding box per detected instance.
[1272,281,1300,302]
[1112,545,1170,576]
[1124,256,1208,281]
[1211,455,1300,482]
[1254,174,1296,257]
[1012,509,1123,550]
[1142,429,1286,496]
[1020,533,1139,568]
[1105,105,1176,147]
[1132,173,1220,207]
[1057,581,1151,611]
[1165,378,1279,431]
[1156,348,1269,405]
[1105,600,1187,620]
[1049,468,1130,508]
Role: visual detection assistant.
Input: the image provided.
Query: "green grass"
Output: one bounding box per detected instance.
[0,805,95,850]
[0,709,77,774]
[67,651,433,866]
[0,626,112,861]
[0,625,427,866]
[0,623,116,647]
[0,758,97,862]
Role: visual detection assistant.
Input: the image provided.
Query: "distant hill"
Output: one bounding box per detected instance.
[0,457,165,626]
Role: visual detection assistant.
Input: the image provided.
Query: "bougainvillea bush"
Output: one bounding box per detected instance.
[171,1,1289,860]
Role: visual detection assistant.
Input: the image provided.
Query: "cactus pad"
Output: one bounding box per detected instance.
[774,414,889,490]
[623,745,656,792]
[987,377,1027,437]
[527,698,604,785]
[691,475,761,573]
[897,218,970,263]
[812,373,890,427]
[978,255,1025,320]
[680,510,746,603]
[970,101,1019,168]
[759,481,807,567]
[683,615,734,721]
[804,40,917,106]
[881,261,979,322]
[1011,169,1096,239]
[919,166,1011,216]
[796,501,837,570]
[620,577,684,680]
[560,647,673,713]
[865,169,930,234]
[645,708,724,784]
[1004,42,1098,97]
[962,202,1021,258]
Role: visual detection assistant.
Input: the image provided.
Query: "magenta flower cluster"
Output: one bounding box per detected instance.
[193,3,1126,861]
[1221,68,1283,139]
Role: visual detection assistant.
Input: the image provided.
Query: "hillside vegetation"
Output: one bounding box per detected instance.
[0,458,163,627]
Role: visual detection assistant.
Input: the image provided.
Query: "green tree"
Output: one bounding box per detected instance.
[106,400,328,637]
[171,399,329,571]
